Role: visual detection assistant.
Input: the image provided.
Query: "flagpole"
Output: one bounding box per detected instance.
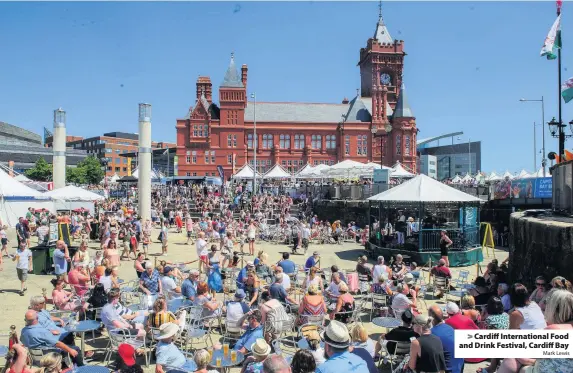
[558,6,564,158]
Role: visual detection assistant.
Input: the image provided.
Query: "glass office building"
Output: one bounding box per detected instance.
[418,141,481,180]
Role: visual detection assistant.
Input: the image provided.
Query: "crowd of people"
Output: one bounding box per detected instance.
[2,181,573,373]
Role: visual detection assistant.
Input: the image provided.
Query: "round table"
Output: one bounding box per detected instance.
[372,317,402,329]
[297,338,325,350]
[65,320,101,360]
[208,349,244,373]
[168,298,193,313]
[0,346,8,358]
[74,366,110,373]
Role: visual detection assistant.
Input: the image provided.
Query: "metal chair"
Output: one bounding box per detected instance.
[103,328,148,367]
[432,276,450,301]
[377,340,411,370]
[370,293,389,320]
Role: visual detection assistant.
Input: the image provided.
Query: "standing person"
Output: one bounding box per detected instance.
[16,218,26,247]
[53,240,70,283]
[247,221,257,256]
[1,225,10,257]
[439,230,452,267]
[185,215,194,245]
[13,242,32,296]
[291,223,301,254]
[196,232,208,273]
[301,223,310,255]
[206,245,223,297]
[161,220,169,256]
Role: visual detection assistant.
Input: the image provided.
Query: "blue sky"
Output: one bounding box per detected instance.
[0,1,571,173]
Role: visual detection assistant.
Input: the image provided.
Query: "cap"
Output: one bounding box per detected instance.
[247,261,255,267]
[446,302,460,315]
[234,289,246,299]
[313,251,320,256]
[117,343,136,366]
[163,266,173,275]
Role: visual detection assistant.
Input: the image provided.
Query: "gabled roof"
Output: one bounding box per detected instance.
[221,53,244,88]
[393,83,414,118]
[344,95,371,122]
[374,15,393,44]
[264,164,291,179]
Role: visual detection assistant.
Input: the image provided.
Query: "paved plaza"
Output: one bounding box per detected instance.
[0,226,507,372]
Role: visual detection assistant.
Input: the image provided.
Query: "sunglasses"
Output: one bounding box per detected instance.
[536,283,545,286]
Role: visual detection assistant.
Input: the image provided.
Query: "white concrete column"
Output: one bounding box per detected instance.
[138,103,152,221]
[53,108,66,189]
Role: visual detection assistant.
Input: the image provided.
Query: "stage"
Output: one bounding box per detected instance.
[366,241,484,267]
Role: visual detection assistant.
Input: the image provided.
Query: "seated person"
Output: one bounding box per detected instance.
[277,252,296,275]
[160,267,181,296]
[391,284,418,316]
[269,275,298,312]
[101,289,146,339]
[469,276,493,305]
[375,309,419,355]
[20,310,83,367]
[233,310,264,355]
[225,290,250,328]
[155,323,193,373]
[430,259,452,298]
[390,255,407,280]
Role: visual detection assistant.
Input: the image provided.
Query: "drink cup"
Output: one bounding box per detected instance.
[216,357,222,367]
[231,350,237,362]
[223,343,229,356]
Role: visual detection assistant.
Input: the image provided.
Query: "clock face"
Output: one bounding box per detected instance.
[380,73,391,85]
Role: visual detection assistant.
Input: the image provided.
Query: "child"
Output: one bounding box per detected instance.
[142,232,150,256]
[0,225,9,257]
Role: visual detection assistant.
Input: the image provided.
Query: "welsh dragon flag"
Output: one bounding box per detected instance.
[540,14,561,60]
[562,77,573,103]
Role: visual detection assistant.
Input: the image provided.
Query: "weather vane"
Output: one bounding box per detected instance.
[378,0,383,20]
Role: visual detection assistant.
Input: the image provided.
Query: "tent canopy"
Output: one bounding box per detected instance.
[264,164,291,179]
[516,169,532,179]
[451,175,462,183]
[14,174,30,182]
[0,169,47,198]
[233,164,261,179]
[132,168,164,180]
[368,174,483,203]
[295,164,314,177]
[45,185,105,201]
[391,162,415,178]
[502,171,514,179]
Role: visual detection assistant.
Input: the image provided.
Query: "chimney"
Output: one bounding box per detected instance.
[241,64,248,89]
[342,97,349,104]
[196,76,213,103]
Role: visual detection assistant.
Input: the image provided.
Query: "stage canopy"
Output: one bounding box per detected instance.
[368,174,483,203]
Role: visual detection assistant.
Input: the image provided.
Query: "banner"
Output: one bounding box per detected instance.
[492,177,552,199]
[373,169,390,184]
[217,165,225,180]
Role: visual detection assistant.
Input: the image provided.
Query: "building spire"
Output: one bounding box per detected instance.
[393,83,414,118]
[374,1,393,44]
[221,52,244,88]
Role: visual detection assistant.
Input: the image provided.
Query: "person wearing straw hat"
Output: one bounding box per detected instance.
[316,320,367,373]
[155,322,187,373]
[240,338,271,373]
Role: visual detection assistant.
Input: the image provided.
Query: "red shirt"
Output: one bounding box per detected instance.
[446,313,478,330]
[431,265,452,278]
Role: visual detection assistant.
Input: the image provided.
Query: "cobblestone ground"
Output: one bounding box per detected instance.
[0,227,506,372]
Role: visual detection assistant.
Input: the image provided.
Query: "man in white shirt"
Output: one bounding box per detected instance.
[274,267,291,291]
[325,272,344,299]
[372,256,389,284]
[195,232,208,273]
[99,274,113,292]
[161,267,181,295]
[13,242,32,295]
[391,283,416,316]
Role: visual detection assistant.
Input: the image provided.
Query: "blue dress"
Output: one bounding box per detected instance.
[207,256,223,292]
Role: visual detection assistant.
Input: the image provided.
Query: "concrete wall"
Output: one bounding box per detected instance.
[509,211,573,288]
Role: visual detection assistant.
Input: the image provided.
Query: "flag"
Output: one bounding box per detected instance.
[557,0,563,14]
[540,14,561,60]
[562,77,573,103]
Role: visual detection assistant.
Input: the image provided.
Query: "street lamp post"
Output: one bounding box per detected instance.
[520,97,546,176]
[548,117,573,161]
[251,92,257,195]
[371,122,393,167]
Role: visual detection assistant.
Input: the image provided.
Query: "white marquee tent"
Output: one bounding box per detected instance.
[132,168,164,181]
[391,162,415,178]
[368,174,484,203]
[44,185,104,214]
[264,164,291,179]
[0,169,53,227]
[502,171,514,180]
[487,172,502,181]
[321,160,373,178]
[295,164,314,178]
[233,164,261,179]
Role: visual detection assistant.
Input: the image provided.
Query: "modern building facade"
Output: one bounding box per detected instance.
[47,132,175,177]
[0,121,87,173]
[176,10,418,178]
[418,154,438,179]
[418,141,482,180]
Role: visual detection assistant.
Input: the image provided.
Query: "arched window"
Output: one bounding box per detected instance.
[404,135,411,155]
[396,135,402,155]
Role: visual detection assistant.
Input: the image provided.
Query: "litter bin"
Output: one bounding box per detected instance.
[30,246,53,275]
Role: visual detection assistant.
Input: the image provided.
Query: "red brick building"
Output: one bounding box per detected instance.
[176,13,417,178]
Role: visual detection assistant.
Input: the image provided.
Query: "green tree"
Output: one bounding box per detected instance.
[25,157,52,181]
[66,166,87,184]
[80,156,105,185]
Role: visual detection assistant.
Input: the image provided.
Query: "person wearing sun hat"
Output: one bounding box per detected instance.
[316,320,367,373]
[241,338,271,373]
[155,322,188,372]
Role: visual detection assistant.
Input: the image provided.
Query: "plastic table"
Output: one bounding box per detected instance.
[0,346,8,358]
[208,349,244,373]
[65,320,101,360]
[372,317,401,329]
